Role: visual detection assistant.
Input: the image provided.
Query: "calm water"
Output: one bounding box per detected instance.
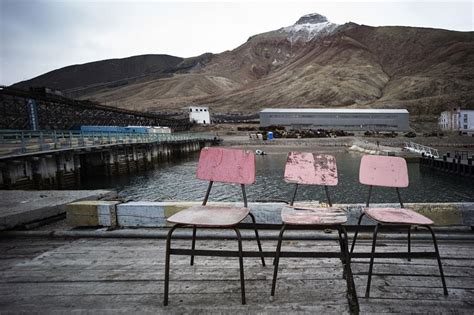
[80,150,474,203]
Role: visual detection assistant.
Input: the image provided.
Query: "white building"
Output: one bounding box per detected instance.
[188,106,211,124]
[439,108,474,133]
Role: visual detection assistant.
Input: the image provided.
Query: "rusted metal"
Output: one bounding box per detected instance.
[0,86,191,131]
[271,223,359,314]
[164,147,264,306]
[272,152,359,314]
[353,154,448,298]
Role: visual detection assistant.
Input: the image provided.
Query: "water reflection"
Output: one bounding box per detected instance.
[82,151,474,203]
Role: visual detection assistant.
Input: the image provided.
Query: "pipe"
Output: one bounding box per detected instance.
[1,229,473,241]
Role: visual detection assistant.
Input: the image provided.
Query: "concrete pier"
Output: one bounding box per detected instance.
[420,154,474,177]
[0,190,116,230]
[0,137,214,189]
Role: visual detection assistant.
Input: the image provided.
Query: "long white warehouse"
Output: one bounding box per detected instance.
[259,108,410,131]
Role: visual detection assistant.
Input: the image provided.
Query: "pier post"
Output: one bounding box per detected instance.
[132,147,139,171]
[125,147,131,174]
[55,154,64,189]
[73,154,81,188]
[1,162,12,189]
[113,150,120,175]
[105,152,113,177]
[144,146,152,170]
[31,157,43,189]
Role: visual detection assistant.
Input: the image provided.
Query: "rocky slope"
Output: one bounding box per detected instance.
[12,13,474,117]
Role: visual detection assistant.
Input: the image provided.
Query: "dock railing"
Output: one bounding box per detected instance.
[0,130,218,157]
[404,141,439,158]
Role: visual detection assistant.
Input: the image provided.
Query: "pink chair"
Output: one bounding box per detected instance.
[351,155,448,297]
[271,152,359,311]
[163,147,265,305]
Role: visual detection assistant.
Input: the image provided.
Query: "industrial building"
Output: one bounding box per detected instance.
[259,108,410,131]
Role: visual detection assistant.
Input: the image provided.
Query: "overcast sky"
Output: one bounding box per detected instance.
[1,0,472,86]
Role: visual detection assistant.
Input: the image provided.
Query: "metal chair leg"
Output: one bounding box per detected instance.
[233,228,246,305]
[425,225,449,296]
[407,225,411,262]
[248,212,266,266]
[190,225,197,266]
[271,224,286,296]
[350,212,366,253]
[337,228,346,279]
[340,226,360,314]
[366,223,380,298]
[164,224,179,306]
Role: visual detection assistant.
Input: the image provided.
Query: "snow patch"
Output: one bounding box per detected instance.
[279,13,339,43]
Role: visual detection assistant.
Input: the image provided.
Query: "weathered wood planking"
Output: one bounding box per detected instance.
[0,237,473,313]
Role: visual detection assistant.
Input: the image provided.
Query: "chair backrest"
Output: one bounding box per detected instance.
[196,147,256,184]
[359,155,409,188]
[284,152,338,186]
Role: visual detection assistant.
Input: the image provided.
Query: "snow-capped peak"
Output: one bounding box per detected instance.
[295,13,329,25]
[280,13,339,43]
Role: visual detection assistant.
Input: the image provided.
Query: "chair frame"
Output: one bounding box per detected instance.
[350,156,448,298]
[164,149,265,306]
[270,153,359,313]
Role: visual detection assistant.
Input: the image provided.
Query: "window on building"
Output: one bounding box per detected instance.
[464,125,468,129]
[189,108,192,112]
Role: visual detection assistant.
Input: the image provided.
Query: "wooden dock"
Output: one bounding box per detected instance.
[0,130,219,189]
[420,155,474,178]
[0,235,473,313]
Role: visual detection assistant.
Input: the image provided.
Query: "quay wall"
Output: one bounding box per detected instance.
[420,155,474,178]
[66,201,474,229]
[0,140,213,190]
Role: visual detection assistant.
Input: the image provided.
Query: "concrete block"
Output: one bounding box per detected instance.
[111,201,286,227]
[67,201,120,227]
[89,201,474,228]
[116,201,201,227]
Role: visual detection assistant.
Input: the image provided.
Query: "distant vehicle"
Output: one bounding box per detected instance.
[78,125,171,134]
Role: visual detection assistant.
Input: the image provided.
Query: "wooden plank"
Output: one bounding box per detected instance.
[359,299,474,314]
[0,279,348,297]
[0,236,472,313]
[0,293,349,313]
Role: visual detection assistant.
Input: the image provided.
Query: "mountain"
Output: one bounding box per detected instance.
[12,13,474,117]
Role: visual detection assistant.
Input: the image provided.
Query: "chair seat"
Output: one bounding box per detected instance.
[167,205,250,227]
[364,207,433,225]
[281,206,347,225]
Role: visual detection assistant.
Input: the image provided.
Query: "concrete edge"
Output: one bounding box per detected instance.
[64,201,474,228]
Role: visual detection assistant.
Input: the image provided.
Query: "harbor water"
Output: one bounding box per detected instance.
[80,149,474,203]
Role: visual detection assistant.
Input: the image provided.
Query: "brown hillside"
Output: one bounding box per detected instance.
[12,15,474,117]
[13,54,185,92]
[191,24,474,116]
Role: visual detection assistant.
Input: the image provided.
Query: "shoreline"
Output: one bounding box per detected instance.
[220,134,474,156]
